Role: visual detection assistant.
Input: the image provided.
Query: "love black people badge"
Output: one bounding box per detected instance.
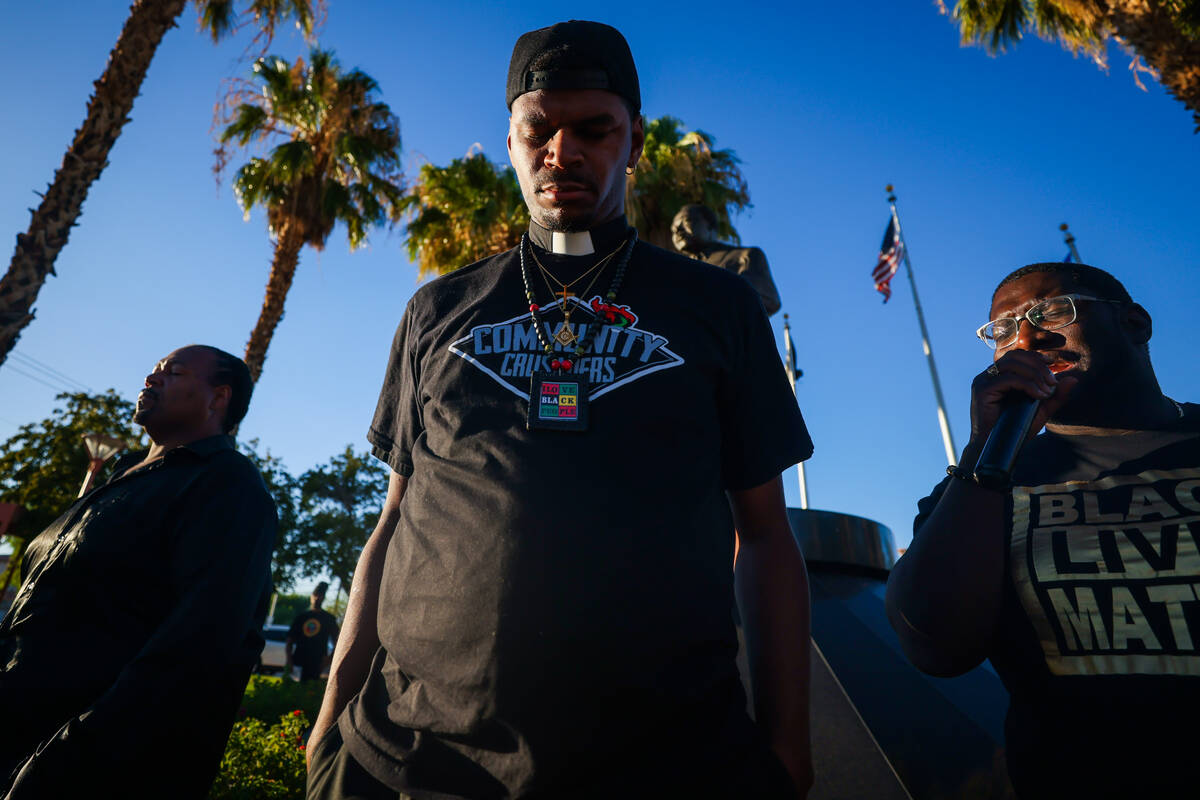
[527,371,589,431]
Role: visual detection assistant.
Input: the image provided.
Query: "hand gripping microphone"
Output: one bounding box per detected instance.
[973,394,1040,489]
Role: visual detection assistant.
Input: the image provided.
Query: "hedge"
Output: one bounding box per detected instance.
[208,675,325,799]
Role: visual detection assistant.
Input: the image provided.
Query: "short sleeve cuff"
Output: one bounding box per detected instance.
[367,428,413,477]
[723,431,813,492]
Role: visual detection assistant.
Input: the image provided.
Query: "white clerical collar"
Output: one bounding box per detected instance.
[527,216,630,256]
[550,230,594,255]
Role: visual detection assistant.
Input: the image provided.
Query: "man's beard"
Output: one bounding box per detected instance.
[524,168,606,232]
[1044,353,1109,426]
[536,208,593,232]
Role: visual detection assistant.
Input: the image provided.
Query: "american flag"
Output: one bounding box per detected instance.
[872,217,904,303]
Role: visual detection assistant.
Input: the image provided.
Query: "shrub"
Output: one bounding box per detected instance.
[208,676,326,799]
[240,674,325,723]
[208,710,308,800]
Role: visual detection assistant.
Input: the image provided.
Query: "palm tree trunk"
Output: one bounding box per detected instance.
[1108,1,1200,132]
[0,0,189,365]
[245,224,304,383]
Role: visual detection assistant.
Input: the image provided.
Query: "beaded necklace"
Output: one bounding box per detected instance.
[519,229,637,431]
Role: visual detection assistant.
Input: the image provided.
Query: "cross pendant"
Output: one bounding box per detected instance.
[556,287,576,303]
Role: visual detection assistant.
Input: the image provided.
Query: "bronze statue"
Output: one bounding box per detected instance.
[671,204,781,316]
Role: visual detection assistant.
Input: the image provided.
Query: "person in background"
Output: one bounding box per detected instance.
[287,581,340,681]
[0,345,277,799]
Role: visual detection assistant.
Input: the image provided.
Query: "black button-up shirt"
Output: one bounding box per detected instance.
[0,434,277,798]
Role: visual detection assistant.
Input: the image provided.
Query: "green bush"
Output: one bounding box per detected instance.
[240,674,325,723]
[209,710,309,800]
[208,676,326,799]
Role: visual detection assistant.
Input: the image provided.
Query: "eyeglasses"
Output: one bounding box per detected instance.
[976,294,1124,350]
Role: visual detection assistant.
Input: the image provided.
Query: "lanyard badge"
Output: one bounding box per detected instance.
[527,371,589,431]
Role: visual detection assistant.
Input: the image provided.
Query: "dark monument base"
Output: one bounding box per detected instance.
[736,509,1016,799]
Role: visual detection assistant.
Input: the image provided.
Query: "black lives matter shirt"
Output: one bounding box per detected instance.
[915,406,1200,798]
[345,231,812,798]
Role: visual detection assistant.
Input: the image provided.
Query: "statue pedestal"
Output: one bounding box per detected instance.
[736,509,1015,799]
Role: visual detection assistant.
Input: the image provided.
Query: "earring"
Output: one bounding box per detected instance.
[625,166,635,175]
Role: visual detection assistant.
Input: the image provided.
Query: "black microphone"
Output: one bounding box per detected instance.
[973,394,1041,489]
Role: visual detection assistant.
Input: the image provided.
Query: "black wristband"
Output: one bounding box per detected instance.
[946,463,1008,491]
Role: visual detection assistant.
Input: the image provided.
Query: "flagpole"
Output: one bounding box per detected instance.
[782,313,809,509]
[887,185,958,466]
[1059,223,1082,263]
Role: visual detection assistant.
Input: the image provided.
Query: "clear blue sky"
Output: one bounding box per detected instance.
[2,1,1198,554]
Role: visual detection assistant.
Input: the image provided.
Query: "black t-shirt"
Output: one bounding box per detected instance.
[914,405,1200,798]
[345,231,812,797]
[288,609,337,668]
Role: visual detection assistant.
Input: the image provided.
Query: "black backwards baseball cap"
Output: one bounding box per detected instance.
[506,20,640,112]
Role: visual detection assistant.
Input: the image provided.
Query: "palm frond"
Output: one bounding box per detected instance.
[196,0,323,59]
[219,103,270,145]
[232,157,275,216]
[951,0,1111,55]
[951,0,1027,52]
[197,0,237,42]
[252,55,296,101]
[338,69,379,96]
[1030,0,1108,56]
[350,182,384,224]
[247,0,317,39]
[267,140,314,183]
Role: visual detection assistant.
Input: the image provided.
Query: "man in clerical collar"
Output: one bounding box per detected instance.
[308,21,814,799]
[0,345,277,799]
[887,263,1198,798]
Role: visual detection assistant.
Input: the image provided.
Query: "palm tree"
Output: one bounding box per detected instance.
[626,116,751,250]
[401,148,530,279]
[218,49,403,382]
[0,0,319,366]
[402,116,750,276]
[940,0,1200,132]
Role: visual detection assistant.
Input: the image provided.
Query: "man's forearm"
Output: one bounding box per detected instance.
[730,477,812,796]
[885,445,1008,675]
[735,529,811,792]
[309,473,406,760]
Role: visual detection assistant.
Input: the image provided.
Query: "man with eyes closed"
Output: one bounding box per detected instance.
[307,20,814,800]
[886,263,1199,798]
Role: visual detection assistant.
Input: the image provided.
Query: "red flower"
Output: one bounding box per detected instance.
[299,744,306,751]
[292,709,302,716]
